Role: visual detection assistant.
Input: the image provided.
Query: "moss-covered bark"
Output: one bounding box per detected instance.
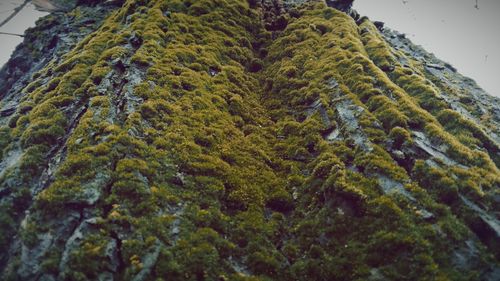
[0,0,498,280]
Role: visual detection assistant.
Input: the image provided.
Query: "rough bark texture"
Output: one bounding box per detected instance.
[0,0,499,280]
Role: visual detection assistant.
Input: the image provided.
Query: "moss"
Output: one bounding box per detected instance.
[437,109,500,164]
[19,145,47,178]
[257,3,499,278]
[412,160,459,204]
[101,46,128,61]
[89,66,111,85]
[40,249,61,275]
[19,221,39,248]
[1,0,498,279]
[63,234,114,279]
[46,77,61,92]
[389,126,412,149]
[154,227,238,281]
[359,19,397,72]
[0,205,15,250]
[424,123,474,164]
[374,107,409,131]
[0,127,11,159]
[20,112,66,148]
[248,58,263,72]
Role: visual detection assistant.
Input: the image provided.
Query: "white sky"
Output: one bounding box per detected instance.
[354,0,500,97]
[0,1,47,68]
[0,0,499,98]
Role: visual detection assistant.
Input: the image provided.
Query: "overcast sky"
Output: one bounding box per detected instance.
[0,0,499,97]
[0,1,47,67]
[354,0,500,97]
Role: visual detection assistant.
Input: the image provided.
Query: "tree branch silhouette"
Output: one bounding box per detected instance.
[0,0,31,29]
[0,31,24,37]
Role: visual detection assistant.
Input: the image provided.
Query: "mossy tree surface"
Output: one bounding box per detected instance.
[0,0,498,280]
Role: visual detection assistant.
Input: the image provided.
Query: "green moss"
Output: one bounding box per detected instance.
[63,234,114,279]
[1,0,498,279]
[19,145,47,178]
[359,19,397,72]
[389,126,413,149]
[0,127,11,159]
[0,205,15,250]
[375,107,409,131]
[412,160,459,204]
[154,227,236,280]
[19,221,39,249]
[437,109,500,165]
[248,58,263,73]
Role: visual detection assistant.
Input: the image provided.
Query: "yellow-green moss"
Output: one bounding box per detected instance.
[1,1,498,279]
